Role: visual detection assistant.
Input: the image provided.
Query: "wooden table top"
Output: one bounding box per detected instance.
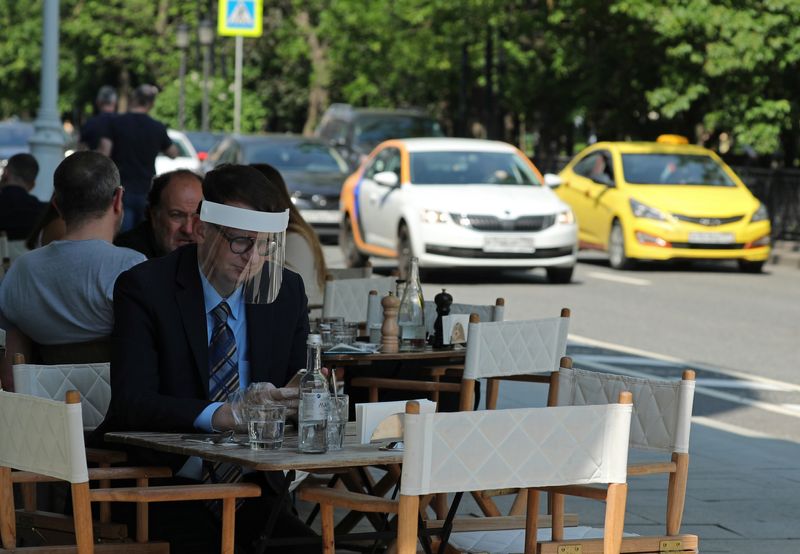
[105,424,402,472]
[323,345,466,366]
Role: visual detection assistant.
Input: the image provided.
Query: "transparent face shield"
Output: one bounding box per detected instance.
[198,201,289,304]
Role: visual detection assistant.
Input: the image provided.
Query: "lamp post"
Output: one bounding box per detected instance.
[176,23,189,130]
[28,0,64,201]
[198,19,214,133]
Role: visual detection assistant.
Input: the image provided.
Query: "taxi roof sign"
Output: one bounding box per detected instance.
[656,134,689,145]
[218,0,263,37]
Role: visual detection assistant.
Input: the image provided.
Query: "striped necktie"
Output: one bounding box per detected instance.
[209,301,239,402]
[204,301,244,512]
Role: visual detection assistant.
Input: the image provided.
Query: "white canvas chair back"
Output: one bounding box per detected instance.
[12,362,111,431]
[400,402,632,496]
[423,299,505,336]
[556,366,695,454]
[322,276,395,323]
[326,266,373,280]
[0,390,88,484]
[463,315,569,381]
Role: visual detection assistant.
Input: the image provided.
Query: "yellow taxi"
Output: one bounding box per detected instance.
[552,135,771,272]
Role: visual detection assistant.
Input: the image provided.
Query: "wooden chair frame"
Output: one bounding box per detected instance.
[301,397,633,554]
[0,390,261,554]
[541,357,699,553]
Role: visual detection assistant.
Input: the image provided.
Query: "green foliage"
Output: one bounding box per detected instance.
[2,0,799,164]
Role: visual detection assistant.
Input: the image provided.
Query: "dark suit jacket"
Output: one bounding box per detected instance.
[100,244,309,435]
[114,219,162,259]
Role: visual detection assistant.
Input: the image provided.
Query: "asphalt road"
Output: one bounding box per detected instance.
[323,246,800,442]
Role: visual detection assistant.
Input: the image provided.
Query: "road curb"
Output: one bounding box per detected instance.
[770,240,800,270]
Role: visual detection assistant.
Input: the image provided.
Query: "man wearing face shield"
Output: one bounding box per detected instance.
[97,164,314,553]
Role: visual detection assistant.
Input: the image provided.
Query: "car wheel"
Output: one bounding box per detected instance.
[340,216,369,268]
[397,223,414,279]
[738,259,765,273]
[608,221,634,270]
[546,266,574,284]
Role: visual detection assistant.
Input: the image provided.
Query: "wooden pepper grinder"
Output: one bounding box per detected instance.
[381,292,401,353]
[432,288,453,348]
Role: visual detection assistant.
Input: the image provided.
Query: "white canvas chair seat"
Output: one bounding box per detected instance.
[0,390,261,553]
[322,276,395,323]
[13,362,110,431]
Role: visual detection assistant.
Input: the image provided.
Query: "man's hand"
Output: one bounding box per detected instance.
[211,403,236,431]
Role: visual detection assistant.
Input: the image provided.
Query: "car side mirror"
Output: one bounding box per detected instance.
[374,171,399,188]
[543,173,562,188]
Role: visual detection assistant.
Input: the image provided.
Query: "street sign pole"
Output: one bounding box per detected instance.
[218,0,263,134]
[234,35,243,134]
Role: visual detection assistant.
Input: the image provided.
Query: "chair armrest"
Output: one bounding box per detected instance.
[297,486,399,514]
[12,466,173,484]
[86,448,128,465]
[628,461,676,476]
[350,377,461,394]
[89,482,261,503]
[538,484,608,501]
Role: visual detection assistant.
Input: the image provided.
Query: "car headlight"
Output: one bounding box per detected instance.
[629,198,668,221]
[421,209,450,224]
[557,209,575,224]
[751,203,768,222]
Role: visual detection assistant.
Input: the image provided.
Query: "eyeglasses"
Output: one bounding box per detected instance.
[216,226,276,256]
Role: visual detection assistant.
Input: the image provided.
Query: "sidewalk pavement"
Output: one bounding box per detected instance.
[770,240,800,269]
[305,381,800,553]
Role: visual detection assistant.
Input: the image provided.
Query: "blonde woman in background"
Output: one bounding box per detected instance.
[251,163,328,307]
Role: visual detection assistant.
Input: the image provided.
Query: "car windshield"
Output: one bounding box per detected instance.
[354,115,444,151]
[246,141,349,174]
[621,153,736,187]
[410,151,542,186]
[185,132,222,153]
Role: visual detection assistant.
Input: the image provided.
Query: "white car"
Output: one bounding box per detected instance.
[155,129,201,176]
[339,138,578,283]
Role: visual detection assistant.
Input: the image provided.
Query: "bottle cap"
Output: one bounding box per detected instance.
[306,333,322,346]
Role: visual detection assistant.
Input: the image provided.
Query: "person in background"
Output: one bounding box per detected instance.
[0,153,45,245]
[251,163,328,307]
[0,152,146,388]
[114,169,203,258]
[99,84,178,231]
[25,202,66,250]
[79,85,117,151]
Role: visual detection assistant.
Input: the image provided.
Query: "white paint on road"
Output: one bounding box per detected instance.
[695,378,794,392]
[570,334,800,393]
[585,271,651,286]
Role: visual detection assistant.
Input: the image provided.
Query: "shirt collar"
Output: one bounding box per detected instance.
[198,263,244,321]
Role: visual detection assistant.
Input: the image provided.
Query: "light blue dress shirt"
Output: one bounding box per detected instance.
[193,266,251,432]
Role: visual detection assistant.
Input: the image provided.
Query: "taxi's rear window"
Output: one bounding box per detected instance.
[621,153,735,186]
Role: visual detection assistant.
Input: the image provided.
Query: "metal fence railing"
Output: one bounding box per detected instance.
[533,156,800,241]
[731,166,800,241]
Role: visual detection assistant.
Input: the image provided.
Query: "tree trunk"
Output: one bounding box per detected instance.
[118,67,130,112]
[296,10,329,137]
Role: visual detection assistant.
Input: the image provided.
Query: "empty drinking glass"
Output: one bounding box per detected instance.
[327,395,349,451]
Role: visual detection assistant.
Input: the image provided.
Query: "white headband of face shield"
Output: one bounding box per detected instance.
[199,201,290,233]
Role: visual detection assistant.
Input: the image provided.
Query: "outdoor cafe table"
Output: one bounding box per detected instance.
[104,424,402,549]
[322,344,466,368]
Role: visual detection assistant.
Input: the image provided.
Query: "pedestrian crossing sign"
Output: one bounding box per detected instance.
[217,0,263,37]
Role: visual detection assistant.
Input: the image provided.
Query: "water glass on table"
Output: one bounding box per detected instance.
[246,403,286,450]
[327,395,349,451]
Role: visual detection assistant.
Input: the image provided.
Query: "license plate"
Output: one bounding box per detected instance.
[483,236,536,253]
[300,210,341,224]
[688,232,735,244]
